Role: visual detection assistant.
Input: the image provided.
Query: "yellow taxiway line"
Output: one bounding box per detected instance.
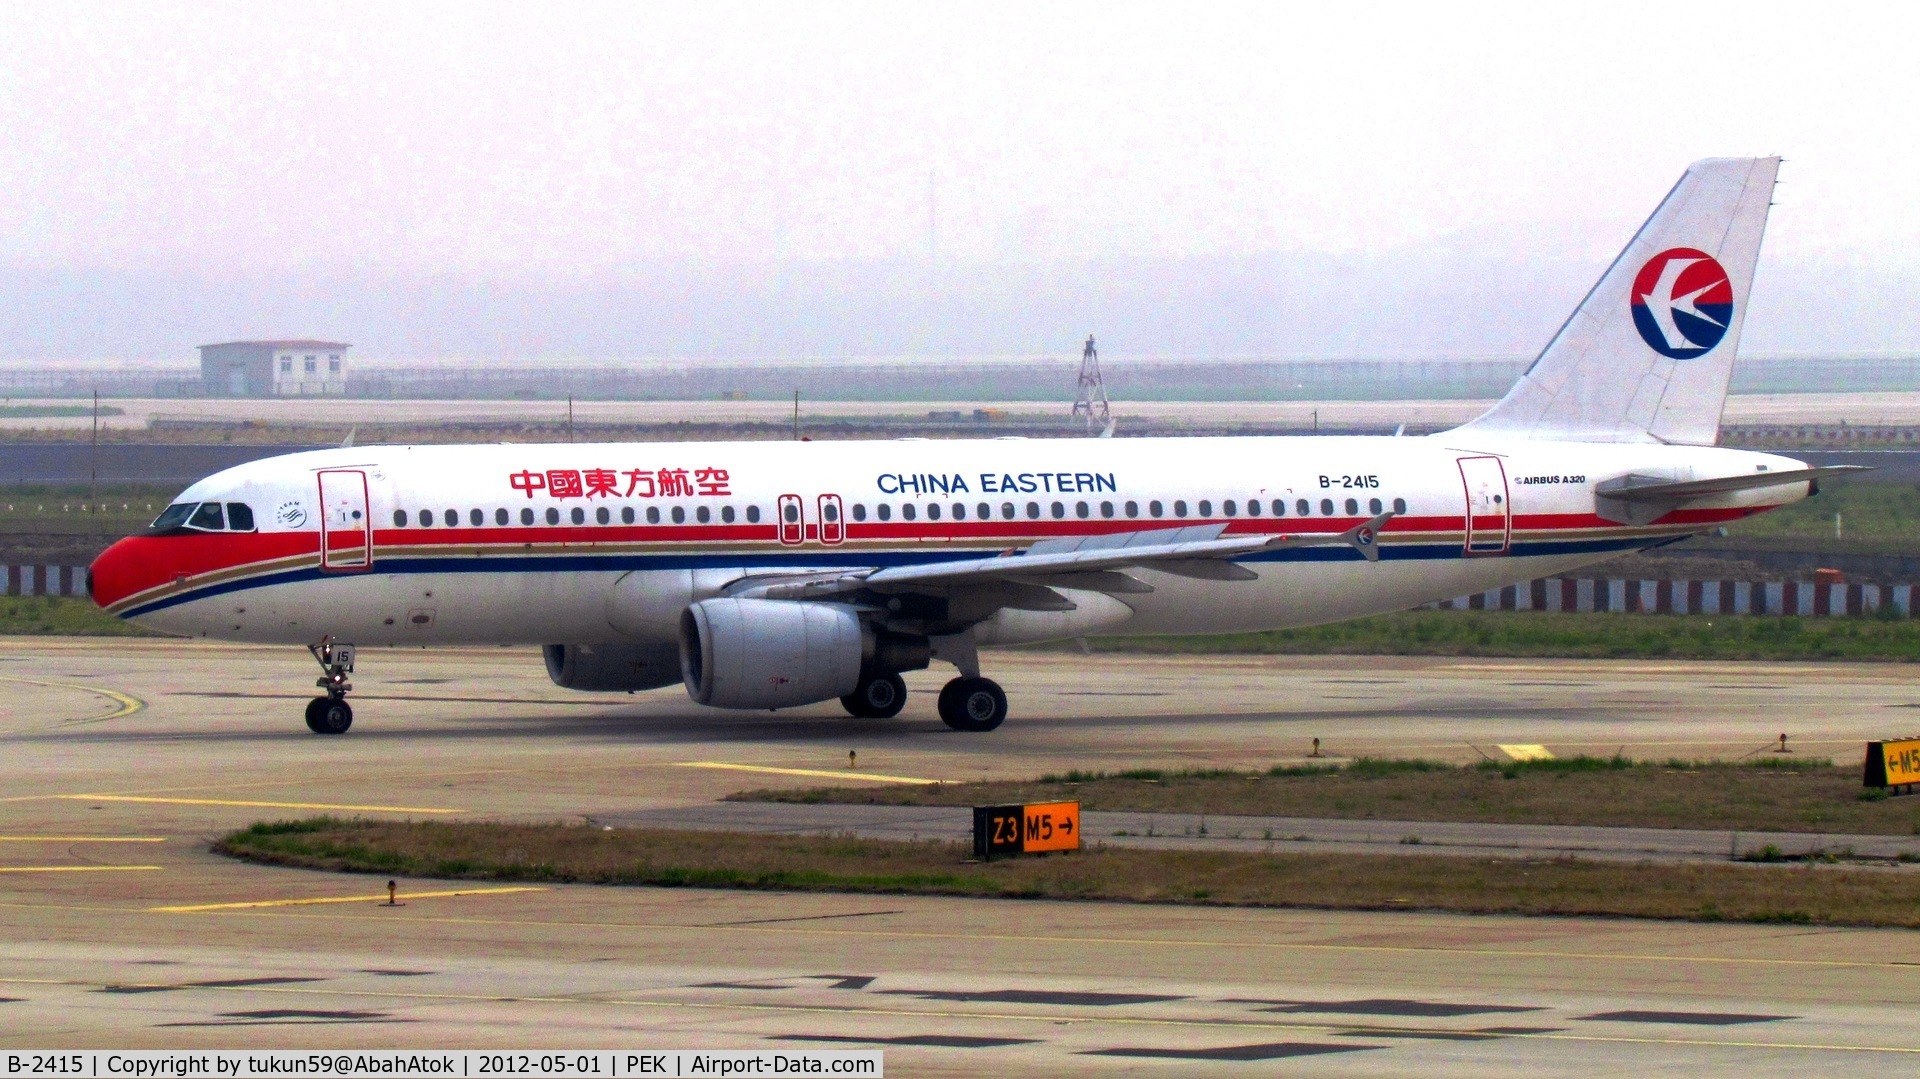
[149,886,546,913]
[675,762,939,785]
[0,836,167,843]
[44,795,462,814]
[0,866,162,873]
[1496,744,1556,761]
[0,675,145,721]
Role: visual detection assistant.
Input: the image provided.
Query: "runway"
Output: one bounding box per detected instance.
[3,638,1918,1072]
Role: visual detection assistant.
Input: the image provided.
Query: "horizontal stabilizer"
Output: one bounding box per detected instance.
[1594,465,1867,525]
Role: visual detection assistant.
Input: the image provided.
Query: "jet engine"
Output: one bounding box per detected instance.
[679,598,865,709]
[543,641,683,692]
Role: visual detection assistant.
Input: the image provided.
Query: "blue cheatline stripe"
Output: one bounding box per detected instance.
[117,535,1660,621]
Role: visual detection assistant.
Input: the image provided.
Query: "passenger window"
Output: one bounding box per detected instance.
[1149,500,1163,518]
[1392,497,1407,514]
[1244,500,1258,517]
[822,503,838,522]
[520,508,535,525]
[877,503,892,521]
[1319,498,1334,515]
[977,502,990,519]
[1050,502,1065,519]
[903,504,917,521]
[1273,499,1286,516]
[545,508,560,525]
[928,504,942,521]
[187,502,225,530]
[445,509,458,526]
[1198,500,1212,517]
[1001,502,1015,519]
[1173,500,1187,518]
[394,509,408,527]
[1368,498,1383,514]
[470,508,484,526]
[417,508,433,528]
[1124,501,1138,517]
[697,506,711,523]
[1344,498,1358,515]
[1298,499,1311,516]
[1100,501,1114,518]
[226,503,256,531]
[1223,500,1236,517]
[784,503,799,523]
[745,505,760,523]
[570,507,585,525]
[596,506,611,524]
[953,502,967,520]
[721,505,735,523]
[621,506,635,524]
[495,507,509,525]
[647,507,661,524]
[852,504,867,521]
[671,506,686,524]
[1075,501,1089,518]
[1026,502,1040,519]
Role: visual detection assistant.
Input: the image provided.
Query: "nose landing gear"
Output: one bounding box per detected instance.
[305,637,356,734]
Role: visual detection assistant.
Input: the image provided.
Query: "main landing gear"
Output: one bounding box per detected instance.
[841,671,908,719]
[937,677,1007,731]
[304,637,356,735]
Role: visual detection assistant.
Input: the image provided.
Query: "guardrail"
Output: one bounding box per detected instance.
[1434,578,1913,617]
[4,566,87,597]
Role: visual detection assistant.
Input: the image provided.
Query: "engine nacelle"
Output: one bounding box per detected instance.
[679,598,864,710]
[544,641,683,692]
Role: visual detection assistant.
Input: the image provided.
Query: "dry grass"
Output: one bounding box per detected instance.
[218,817,1920,927]
[732,757,1920,836]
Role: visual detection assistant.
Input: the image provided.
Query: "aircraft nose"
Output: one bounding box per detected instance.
[88,535,147,611]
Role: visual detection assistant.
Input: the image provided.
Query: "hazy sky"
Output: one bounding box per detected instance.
[1,2,1916,360]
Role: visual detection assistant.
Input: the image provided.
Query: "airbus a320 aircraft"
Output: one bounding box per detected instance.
[89,158,1854,735]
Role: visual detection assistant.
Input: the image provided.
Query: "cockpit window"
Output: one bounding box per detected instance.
[226,503,256,531]
[188,503,226,531]
[150,503,195,530]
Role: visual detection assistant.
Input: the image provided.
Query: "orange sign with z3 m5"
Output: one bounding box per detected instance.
[973,801,1080,858]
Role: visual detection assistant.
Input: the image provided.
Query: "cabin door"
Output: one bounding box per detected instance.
[1457,456,1511,555]
[317,469,373,571]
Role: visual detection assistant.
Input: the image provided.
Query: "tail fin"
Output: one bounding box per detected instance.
[1456,157,1780,445]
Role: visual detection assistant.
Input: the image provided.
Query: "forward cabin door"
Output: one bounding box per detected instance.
[1457,456,1511,555]
[317,469,373,571]
[817,494,845,545]
[777,493,805,545]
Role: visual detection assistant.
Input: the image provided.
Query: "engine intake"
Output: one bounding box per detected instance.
[544,641,683,692]
[679,598,864,709]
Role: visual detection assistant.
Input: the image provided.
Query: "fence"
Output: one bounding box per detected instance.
[1434,578,1913,618]
[4,566,88,598]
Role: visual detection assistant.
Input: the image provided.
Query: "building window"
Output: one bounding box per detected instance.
[304,356,316,373]
[280,358,292,374]
[328,355,341,373]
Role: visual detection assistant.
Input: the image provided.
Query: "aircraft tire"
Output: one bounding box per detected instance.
[307,697,353,735]
[841,672,908,719]
[937,677,1006,732]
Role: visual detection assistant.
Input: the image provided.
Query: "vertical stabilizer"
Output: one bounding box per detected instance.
[1457,157,1779,445]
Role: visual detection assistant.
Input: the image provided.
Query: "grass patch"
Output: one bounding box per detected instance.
[0,595,159,636]
[733,756,1920,836]
[1067,610,1920,661]
[217,818,1920,928]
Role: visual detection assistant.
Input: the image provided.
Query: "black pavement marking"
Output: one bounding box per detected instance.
[804,975,876,990]
[1475,1026,1569,1035]
[1577,1010,1794,1026]
[1337,1029,1504,1042]
[1058,691,1169,696]
[99,977,324,995]
[224,1009,390,1020]
[1231,998,1542,1017]
[696,982,792,991]
[0,998,21,1004]
[705,910,905,927]
[785,1035,1038,1049]
[359,969,434,977]
[881,989,1183,1007]
[1084,1042,1376,1061]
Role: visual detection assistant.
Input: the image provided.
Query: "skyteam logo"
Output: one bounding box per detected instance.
[1630,247,1734,359]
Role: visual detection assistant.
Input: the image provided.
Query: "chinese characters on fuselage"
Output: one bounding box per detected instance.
[509,467,731,499]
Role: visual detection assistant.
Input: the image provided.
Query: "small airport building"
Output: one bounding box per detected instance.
[198,340,350,397]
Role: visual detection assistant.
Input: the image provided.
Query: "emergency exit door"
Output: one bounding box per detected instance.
[317,469,373,571]
[1457,456,1511,555]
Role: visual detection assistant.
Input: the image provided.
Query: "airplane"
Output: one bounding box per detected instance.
[87,157,1857,735]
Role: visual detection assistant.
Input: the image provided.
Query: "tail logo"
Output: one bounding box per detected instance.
[1631,247,1734,359]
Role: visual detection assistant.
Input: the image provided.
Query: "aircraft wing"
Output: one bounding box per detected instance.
[732,514,1393,603]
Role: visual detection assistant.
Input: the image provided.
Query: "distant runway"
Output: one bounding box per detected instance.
[3,640,1917,1071]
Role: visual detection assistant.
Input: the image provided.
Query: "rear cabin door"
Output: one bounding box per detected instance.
[1457,456,1511,555]
[317,469,373,571]
[817,494,845,545]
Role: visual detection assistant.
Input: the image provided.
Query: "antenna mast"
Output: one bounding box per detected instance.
[1070,334,1113,437]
